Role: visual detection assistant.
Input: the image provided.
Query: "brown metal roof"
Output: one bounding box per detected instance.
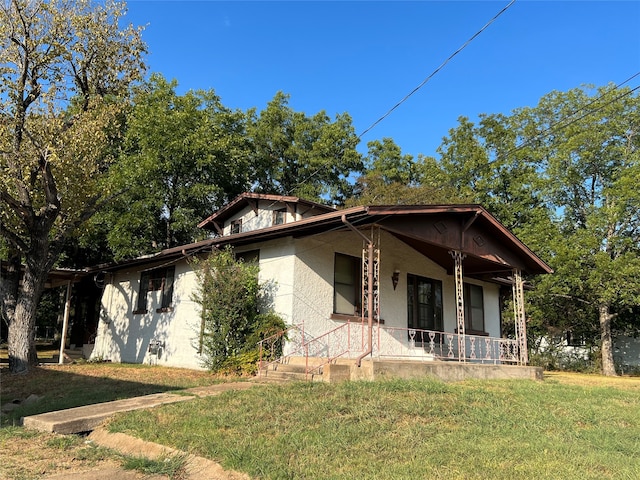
[93,203,552,278]
[197,192,336,230]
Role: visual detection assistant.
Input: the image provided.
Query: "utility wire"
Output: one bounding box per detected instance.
[357,0,517,140]
[287,0,516,197]
[499,73,640,161]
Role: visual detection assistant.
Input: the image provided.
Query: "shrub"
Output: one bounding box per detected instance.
[192,247,286,373]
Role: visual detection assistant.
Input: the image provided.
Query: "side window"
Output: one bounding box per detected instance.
[134,266,175,314]
[230,219,242,235]
[236,249,260,264]
[273,208,286,226]
[464,283,485,333]
[333,253,361,316]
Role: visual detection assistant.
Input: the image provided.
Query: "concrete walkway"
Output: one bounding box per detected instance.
[21,382,262,480]
[23,382,259,434]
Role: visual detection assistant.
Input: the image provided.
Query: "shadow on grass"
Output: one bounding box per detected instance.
[0,362,221,427]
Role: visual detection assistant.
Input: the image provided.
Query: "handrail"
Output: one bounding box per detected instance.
[257,321,367,379]
[299,321,354,378]
[258,322,521,379]
[257,324,302,376]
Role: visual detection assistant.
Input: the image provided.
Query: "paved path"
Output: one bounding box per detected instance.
[23,382,259,434]
[21,382,262,480]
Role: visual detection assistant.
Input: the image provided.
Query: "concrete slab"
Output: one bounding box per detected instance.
[22,392,192,434]
[23,382,261,434]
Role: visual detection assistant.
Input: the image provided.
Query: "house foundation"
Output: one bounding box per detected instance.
[310,358,543,383]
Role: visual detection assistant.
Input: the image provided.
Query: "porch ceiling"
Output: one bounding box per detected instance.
[374,210,550,277]
[388,231,514,279]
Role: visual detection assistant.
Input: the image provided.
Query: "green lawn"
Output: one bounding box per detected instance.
[108,373,640,480]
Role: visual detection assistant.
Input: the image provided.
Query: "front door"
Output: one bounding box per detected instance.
[407,274,443,337]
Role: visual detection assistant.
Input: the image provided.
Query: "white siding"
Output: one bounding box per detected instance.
[92,260,205,369]
[94,229,506,369]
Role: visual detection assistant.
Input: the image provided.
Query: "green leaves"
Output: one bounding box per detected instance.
[192,247,285,373]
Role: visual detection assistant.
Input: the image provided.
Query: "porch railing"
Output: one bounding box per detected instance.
[373,325,520,364]
[257,321,521,379]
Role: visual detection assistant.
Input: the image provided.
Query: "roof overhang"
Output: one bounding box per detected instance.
[93,204,552,278]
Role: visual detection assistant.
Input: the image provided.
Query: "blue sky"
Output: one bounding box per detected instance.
[124,1,640,159]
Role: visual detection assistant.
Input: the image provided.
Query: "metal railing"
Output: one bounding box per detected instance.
[257,321,521,379]
[373,325,520,364]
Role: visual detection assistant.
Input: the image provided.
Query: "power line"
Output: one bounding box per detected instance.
[289,0,516,199]
[501,74,640,161]
[357,0,517,141]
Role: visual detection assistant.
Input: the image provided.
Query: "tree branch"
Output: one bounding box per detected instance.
[0,219,28,253]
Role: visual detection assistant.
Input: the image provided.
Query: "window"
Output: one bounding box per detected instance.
[273,208,287,226]
[464,283,485,333]
[134,266,175,314]
[230,219,242,235]
[236,249,260,264]
[407,274,443,332]
[333,253,361,316]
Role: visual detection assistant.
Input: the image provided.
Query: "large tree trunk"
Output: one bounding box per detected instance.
[599,303,617,376]
[7,263,49,373]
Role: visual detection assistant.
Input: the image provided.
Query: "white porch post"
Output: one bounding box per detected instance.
[450,250,466,362]
[512,268,528,365]
[58,280,72,365]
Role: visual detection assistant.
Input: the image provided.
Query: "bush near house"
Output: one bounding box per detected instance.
[192,247,286,374]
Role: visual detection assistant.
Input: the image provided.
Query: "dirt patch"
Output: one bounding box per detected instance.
[0,428,130,480]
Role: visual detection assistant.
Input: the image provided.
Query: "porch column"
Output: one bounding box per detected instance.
[450,250,466,362]
[512,268,528,365]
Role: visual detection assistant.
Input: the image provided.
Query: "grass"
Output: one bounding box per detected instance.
[2,361,640,479]
[108,373,640,480]
[121,452,188,479]
[0,361,230,426]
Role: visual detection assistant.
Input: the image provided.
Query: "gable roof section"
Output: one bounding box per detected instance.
[197,192,335,231]
[94,204,552,279]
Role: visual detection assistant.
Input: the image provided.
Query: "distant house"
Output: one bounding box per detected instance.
[89,193,552,374]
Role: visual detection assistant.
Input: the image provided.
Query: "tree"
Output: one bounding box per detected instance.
[437,85,640,375]
[247,92,363,205]
[348,138,465,206]
[88,74,252,260]
[0,0,145,373]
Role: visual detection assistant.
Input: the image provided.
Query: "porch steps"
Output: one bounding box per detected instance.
[257,362,324,383]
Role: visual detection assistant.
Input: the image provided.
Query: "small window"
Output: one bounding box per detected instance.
[134,266,175,314]
[230,219,242,235]
[273,208,287,226]
[464,283,485,333]
[333,253,361,315]
[236,249,260,264]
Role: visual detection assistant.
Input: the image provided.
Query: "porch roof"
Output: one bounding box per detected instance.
[92,204,551,279]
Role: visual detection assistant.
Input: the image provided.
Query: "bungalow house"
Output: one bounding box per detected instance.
[89,193,552,378]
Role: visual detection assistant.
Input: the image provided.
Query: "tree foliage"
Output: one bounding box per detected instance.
[348,138,466,206]
[247,92,363,204]
[437,85,640,375]
[88,74,252,259]
[192,247,286,373]
[0,0,146,373]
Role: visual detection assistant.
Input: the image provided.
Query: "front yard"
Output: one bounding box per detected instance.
[1,361,639,479]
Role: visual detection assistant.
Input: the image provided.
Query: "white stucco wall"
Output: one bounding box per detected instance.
[222,200,324,235]
[94,228,507,369]
[91,259,205,369]
[290,229,503,343]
